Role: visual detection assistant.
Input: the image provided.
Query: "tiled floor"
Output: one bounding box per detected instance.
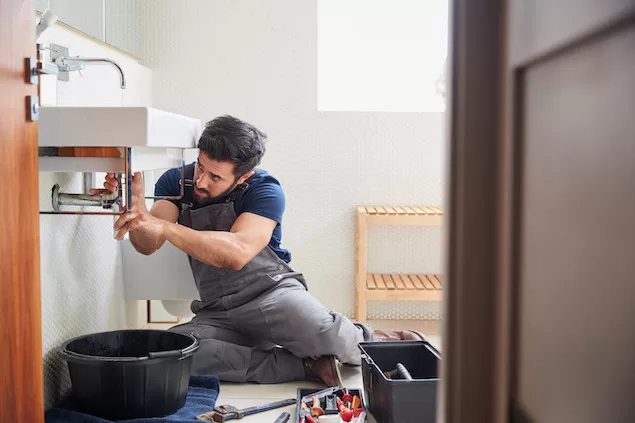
[211,319,442,423]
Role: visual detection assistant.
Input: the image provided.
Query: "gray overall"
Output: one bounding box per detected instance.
[169,167,373,383]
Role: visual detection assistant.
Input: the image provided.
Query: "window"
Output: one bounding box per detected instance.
[318,0,448,112]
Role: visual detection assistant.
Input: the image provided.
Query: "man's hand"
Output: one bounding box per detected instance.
[113,206,166,242]
[90,172,146,211]
[92,172,179,254]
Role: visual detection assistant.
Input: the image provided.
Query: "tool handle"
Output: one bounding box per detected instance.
[396,362,413,380]
[243,398,296,416]
[273,412,291,423]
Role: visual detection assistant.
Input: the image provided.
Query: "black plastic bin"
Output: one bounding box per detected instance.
[60,329,199,420]
[359,340,440,423]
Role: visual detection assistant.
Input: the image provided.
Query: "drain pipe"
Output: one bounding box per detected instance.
[52,184,119,212]
[82,172,95,196]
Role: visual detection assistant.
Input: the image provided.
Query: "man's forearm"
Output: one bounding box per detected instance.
[162,221,246,270]
[129,230,166,255]
[125,200,179,254]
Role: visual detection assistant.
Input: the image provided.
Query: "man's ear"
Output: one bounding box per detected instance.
[237,171,255,185]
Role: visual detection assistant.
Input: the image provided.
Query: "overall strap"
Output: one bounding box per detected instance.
[180,162,196,207]
[224,168,263,202]
[178,163,196,226]
[180,165,260,212]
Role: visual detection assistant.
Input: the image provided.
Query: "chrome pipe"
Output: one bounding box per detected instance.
[52,184,119,212]
[82,172,95,195]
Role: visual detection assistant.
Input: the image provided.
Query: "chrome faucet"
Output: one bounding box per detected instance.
[54,56,127,89]
[49,43,127,89]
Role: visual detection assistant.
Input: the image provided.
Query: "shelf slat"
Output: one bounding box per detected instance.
[367,273,443,292]
[402,274,416,290]
[410,275,425,289]
[359,206,444,216]
[365,273,443,301]
[374,274,386,289]
[418,274,436,290]
[434,274,443,286]
[366,274,377,290]
[428,275,442,290]
[392,274,406,289]
[358,206,444,225]
[383,274,396,290]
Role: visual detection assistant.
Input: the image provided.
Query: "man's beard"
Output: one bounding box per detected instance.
[194,181,239,205]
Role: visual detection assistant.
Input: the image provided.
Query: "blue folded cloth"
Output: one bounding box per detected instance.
[45,376,220,423]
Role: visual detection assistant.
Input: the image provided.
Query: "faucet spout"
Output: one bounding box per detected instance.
[55,56,127,89]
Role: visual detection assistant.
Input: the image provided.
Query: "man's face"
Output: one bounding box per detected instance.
[192,152,252,201]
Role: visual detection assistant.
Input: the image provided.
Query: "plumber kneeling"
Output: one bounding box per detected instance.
[95,115,426,386]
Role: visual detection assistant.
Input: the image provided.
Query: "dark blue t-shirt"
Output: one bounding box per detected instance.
[154,166,291,263]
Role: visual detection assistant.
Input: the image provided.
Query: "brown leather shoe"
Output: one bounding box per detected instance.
[373,329,427,341]
[303,355,343,387]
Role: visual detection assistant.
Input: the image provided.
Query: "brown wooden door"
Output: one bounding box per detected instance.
[507,2,635,422]
[0,0,44,422]
[444,1,635,422]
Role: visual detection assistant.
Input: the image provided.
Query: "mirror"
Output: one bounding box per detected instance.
[36,0,142,60]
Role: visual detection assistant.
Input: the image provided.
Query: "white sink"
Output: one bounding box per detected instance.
[38,106,202,148]
[38,106,202,172]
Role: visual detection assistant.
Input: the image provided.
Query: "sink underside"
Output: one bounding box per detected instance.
[38,106,202,148]
[37,106,201,172]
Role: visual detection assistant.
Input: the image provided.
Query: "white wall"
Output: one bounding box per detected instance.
[136,0,447,320]
[37,22,151,408]
[47,0,105,41]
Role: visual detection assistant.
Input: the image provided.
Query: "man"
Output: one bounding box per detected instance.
[97,115,425,386]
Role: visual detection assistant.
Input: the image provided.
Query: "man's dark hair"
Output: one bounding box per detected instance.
[197,115,267,177]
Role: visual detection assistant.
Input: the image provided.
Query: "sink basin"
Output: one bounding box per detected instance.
[38,106,202,148]
[38,106,202,172]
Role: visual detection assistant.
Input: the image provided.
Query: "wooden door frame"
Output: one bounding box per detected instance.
[0,0,44,422]
[441,0,511,422]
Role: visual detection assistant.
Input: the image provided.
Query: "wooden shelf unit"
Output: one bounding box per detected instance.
[355,206,444,322]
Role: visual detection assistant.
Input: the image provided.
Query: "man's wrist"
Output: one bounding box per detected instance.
[132,198,148,212]
[159,219,173,241]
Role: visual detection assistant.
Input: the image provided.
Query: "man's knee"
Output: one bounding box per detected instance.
[167,321,196,335]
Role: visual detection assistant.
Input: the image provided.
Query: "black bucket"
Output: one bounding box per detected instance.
[60,329,199,420]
